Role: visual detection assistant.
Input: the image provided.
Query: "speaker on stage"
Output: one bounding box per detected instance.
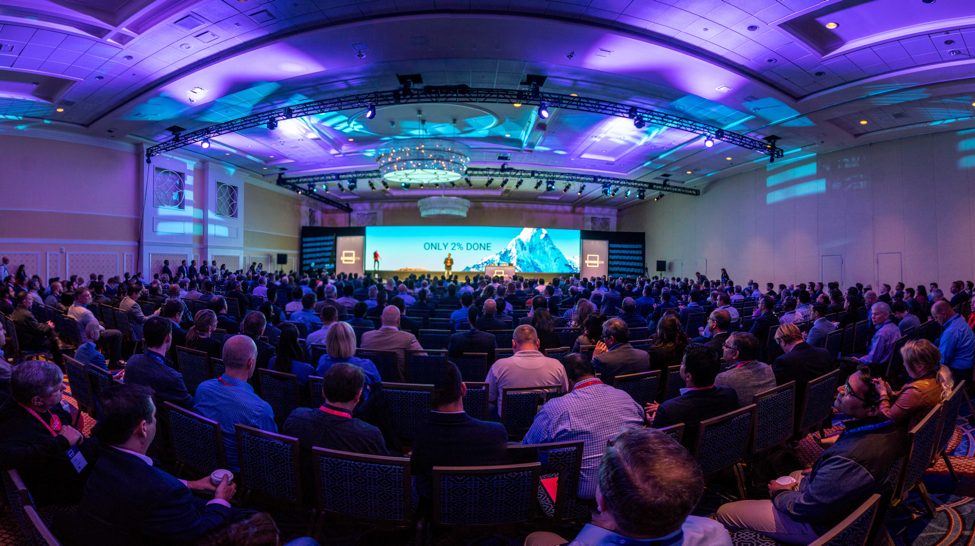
[656,260,666,272]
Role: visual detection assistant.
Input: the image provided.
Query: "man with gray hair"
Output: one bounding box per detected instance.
[360,305,424,381]
[854,302,901,372]
[486,325,569,418]
[932,300,975,386]
[193,335,276,472]
[592,318,651,387]
[315,283,348,320]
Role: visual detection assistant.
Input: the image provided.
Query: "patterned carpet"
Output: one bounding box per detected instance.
[4,380,975,546]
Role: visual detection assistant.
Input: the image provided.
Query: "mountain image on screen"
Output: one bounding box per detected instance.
[463,228,580,273]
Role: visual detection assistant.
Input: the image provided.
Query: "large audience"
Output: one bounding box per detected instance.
[1,257,973,545]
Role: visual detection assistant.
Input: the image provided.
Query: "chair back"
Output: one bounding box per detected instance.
[495,347,514,361]
[64,356,95,416]
[352,327,371,346]
[210,357,225,379]
[309,345,328,368]
[825,329,843,360]
[432,463,540,526]
[250,295,265,310]
[629,327,650,341]
[614,370,661,408]
[808,494,882,546]
[24,504,63,546]
[383,383,434,439]
[235,424,301,504]
[765,326,780,359]
[692,404,756,475]
[663,364,686,401]
[4,469,35,545]
[418,329,451,351]
[165,402,226,475]
[225,297,241,319]
[312,448,414,524]
[501,386,560,437]
[489,330,515,348]
[799,370,840,432]
[175,346,210,395]
[935,381,966,461]
[853,320,870,354]
[113,309,132,339]
[257,369,301,428]
[685,312,707,335]
[308,376,326,409]
[63,316,82,347]
[752,382,796,454]
[450,354,489,382]
[578,344,595,362]
[893,403,943,504]
[531,441,589,522]
[658,424,684,445]
[139,302,156,317]
[87,364,116,416]
[544,347,572,368]
[557,329,580,347]
[407,350,448,385]
[463,382,489,420]
[99,304,116,329]
[841,324,855,356]
[356,349,398,382]
[285,321,308,339]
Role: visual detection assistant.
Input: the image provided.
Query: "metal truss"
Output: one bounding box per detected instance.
[145,84,784,161]
[276,175,352,212]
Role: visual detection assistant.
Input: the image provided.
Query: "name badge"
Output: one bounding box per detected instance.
[66,446,87,473]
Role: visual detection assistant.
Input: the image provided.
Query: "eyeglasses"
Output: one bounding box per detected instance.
[722,343,737,351]
[843,379,877,406]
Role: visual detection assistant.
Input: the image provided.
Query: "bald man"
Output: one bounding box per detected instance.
[360,306,425,381]
[475,299,506,331]
[932,300,975,385]
[193,335,276,472]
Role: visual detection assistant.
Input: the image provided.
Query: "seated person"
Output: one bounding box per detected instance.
[0,360,91,507]
[284,363,388,484]
[892,301,921,336]
[269,323,314,386]
[487,325,570,419]
[74,321,109,371]
[715,332,776,408]
[194,335,277,473]
[290,293,323,332]
[648,343,738,449]
[304,306,337,355]
[125,316,194,411]
[184,309,223,360]
[447,306,498,363]
[524,428,732,546]
[854,302,901,372]
[875,339,953,429]
[10,291,63,365]
[207,296,240,335]
[616,297,649,329]
[771,323,834,389]
[411,362,508,500]
[592,318,651,387]
[317,322,382,397]
[346,301,374,330]
[474,299,506,331]
[63,384,241,546]
[716,366,908,544]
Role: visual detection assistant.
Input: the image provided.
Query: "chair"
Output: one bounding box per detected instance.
[250,295,265,310]
[658,423,684,445]
[853,320,870,354]
[528,440,590,522]
[614,370,661,408]
[355,349,398,383]
[825,329,843,360]
[495,347,514,361]
[4,319,52,363]
[450,353,489,382]
[629,327,650,341]
[226,297,241,319]
[796,370,840,437]
[175,346,210,395]
[308,376,326,409]
[352,327,372,346]
[488,329,514,348]
[87,364,116,416]
[113,308,132,342]
[64,356,95,416]
[165,402,227,477]
[578,344,595,362]
[285,321,308,339]
[309,448,414,536]
[808,493,882,546]
[501,385,561,438]
[663,364,685,401]
[257,369,301,428]
[418,329,450,351]
[544,347,571,367]
[751,382,796,455]
[210,357,225,379]
[62,316,82,348]
[890,403,943,518]
[427,463,540,539]
[23,505,63,546]
[765,326,780,360]
[883,336,911,389]
[3,469,35,546]
[933,381,966,481]
[557,329,580,347]
[309,344,328,367]
[407,350,447,385]
[463,382,489,420]
[691,404,756,499]
[139,302,156,317]
[234,425,302,505]
[383,383,434,440]
[685,312,707,336]
[99,304,117,329]
[841,324,855,357]
[428,318,453,331]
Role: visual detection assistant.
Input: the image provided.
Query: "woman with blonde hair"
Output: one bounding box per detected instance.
[184,309,222,359]
[875,339,954,428]
[314,322,381,397]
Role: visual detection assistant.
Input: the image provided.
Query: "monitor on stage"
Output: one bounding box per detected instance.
[365,226,580,275]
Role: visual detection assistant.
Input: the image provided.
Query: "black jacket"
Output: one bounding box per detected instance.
[411,411,508,498]
[216,314,240,335]
[750,311,779,350]
[284,404,388,485]
[592,343,652,387]
[772,342,835,389]
[447,328,498,362]
[124,351,194,411]
[652,385,739,449]
[475,314,507,332]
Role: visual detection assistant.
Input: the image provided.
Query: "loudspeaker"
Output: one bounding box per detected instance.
[276,254,288,265]
[656,260,666,272]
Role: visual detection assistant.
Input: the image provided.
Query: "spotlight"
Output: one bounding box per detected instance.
[534,181,543,190]
[500,178,509,188]
[368,181,375,190]
[538,103,550,119]
[546,180,555,192]
[634,117,646,129]
[450,181,456,188]
[628,106,638,118]
[625,189,631,198]
[348,178,357,191]
[602,183,610,196]
[201,138,210,149]
[465,177,473,187]
[563,184,570,193]
[381,180,389,190]
[283,107,294,119]
[654,192,665,201]
[638,189,646,200]
[611,187,619,197]
[515,179,523,189]
[267,118,277,130]
[705,136,714,147]
[402,182,410,190]
[365,104,376,119]
[324,184,329,193]
[578,184,586,195]
[486,178,494,187]
[338,183,346,193]
[420,183,426,189]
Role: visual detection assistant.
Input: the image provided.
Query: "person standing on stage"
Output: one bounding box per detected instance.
[373,251,380,273]
[444,253,454,278]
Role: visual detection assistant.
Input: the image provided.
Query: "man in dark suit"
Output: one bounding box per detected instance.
[411,362,508,499]
[62,383,239,546]
[518,295,547,326]
[591,318,651,387]
[439,283,461,308]
[771,323,835,389]
[123,316,194,411]
[161,260,172,279]
[187,260,198,279]
[702,309,732,356]
[749,296,779,356]
[617,297,649,329]
[648,288,678,330]
[177,260,188,279]
[346,302,375,330]
[161,299,186,364]
[649,343,738,450]
[10,291,64,365]
[236,311,276,371]
[475,299,507,331]
[208,296,240,335]
[389,297,420,338]
[678,290,705,325]
[449,307,498,362]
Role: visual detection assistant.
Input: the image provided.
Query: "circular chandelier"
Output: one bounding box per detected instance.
[376,138,470,183]
[417,196,471,217]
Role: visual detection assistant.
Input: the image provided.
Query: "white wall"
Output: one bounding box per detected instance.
[618,128,975,289]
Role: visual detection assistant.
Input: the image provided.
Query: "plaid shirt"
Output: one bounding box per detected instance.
[523,379,644,499]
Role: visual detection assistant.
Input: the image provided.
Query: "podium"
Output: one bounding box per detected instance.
[484,265,516,279]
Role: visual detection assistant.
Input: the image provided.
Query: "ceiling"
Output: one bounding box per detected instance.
[3,0,975,209]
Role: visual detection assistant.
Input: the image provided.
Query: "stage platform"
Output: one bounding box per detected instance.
[362,270,574,283]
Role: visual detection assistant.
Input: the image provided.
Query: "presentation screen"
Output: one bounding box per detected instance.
[365,226,580,274]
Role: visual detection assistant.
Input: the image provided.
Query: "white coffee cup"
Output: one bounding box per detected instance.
[210,469,234,486]
[775,475,797,487]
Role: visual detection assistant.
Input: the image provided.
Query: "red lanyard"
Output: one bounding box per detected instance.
[573,378,603,391]
[218,377,234,386]
[320,406,351,418]
[734,360,753,369]
[18,403,61,437]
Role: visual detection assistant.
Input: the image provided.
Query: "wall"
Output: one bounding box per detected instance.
[243,183,304,273]
[323,201,617,230]
[618,129,975,289]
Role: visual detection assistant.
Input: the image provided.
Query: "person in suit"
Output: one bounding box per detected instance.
[411,362,508,500]
[771,323,835,389]
[716,333,776,408]
[360,305,424,381]
[448,306,498,362]
[124,316,194,411]
[805,304,836,348]
[648,288,679,331]
[75,321,109,370]
[237,311,276,371]
[388,296,421,338]
[475,299,507,331]
[617,297,649,329]
[160,299,186,364]
[592,318,651,387]
[701,309,732,356]
[120,284,148,342]
[440,283,461,309]
[518,295,548,326]
[177,260,188,279]
[187,260,198,279]
[10,291,64,365]
[207,296,240,335]
[346,302,374,330]
[62,383,240,546]
[161,260,173,279]
[749,296,779,357]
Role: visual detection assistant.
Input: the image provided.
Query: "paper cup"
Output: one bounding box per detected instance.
[775,476,796,487]
[210,469,234,486]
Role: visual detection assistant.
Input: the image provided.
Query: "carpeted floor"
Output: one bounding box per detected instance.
[4,379,975,546]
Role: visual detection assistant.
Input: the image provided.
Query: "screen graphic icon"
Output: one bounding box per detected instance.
[585,254,604,268]
[340,250,359,265]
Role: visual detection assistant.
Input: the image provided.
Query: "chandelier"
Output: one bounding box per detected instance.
[376,138,470,183]
[417,196,471,217]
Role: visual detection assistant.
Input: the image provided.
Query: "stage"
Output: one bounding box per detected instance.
[365,270,573,283]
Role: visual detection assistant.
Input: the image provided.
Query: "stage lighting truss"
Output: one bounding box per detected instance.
[146,86,784,162]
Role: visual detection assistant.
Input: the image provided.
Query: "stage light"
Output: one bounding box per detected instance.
[602,183,610,196]
[515,179,523,189]
[324,184,329,193]
[500,178,509,188]
[534,181,543,190]
[638,189,646,200]
[611,187,619,197]
[267,118,277,130]
[628,106,638,118]
[348,178,357,191]
[634,117,646,129]
[283,107,294,119]
[365,104,376,119]
[402,182,410,189]
[381,180,389,190]
[625,189,631,198]
[578,184,586,195]
[450,181,456,187]
[705,136,714,147]
[201,138,210,149]
[338,183,346,193]
[486,178,494,187]
[368,181,375,190]
[465,177,473,187]
[420,183,426,189]
[654,192,665,201]
[538,103,550,119]
[563,184,570,193]
[546,180,555,192]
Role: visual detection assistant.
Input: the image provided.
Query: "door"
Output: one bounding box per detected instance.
[822,255,843,287]
[877,252,902,288]
[696,259,707,280]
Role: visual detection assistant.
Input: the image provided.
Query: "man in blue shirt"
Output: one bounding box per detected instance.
[74,321,108,371]
[855,302,901,371]
[289,293,322,332]
[450,292,474,330]
[193,335,276,472]
[805,304,836,348]
[932,300,975,386]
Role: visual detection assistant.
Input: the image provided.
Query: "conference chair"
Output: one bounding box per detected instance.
[235,425,302,507]
[462,382,489,420]
[629,327,650,341]
[250,295,265,310]
[883,336,911,390]
[355,349,398,383]
[543,347,571,367]
[64,356,95,417]
[24,505,63,546]
[383,383,434,440]
[684,312,707,337]
[225,298,241,319]
[501,385,561,440]
[852,320,870,354]
[87,364,117,418]
[663,364,686,402]
[495,347,514,361]
[730,494,882,546]
[764,326,780,362]
[751,382,796,455]
[210,357,225,379]
[418,329,451,351]
[934,381,967,482]
[450,353,489,382]
[309,344,328,368]
[488,329,515,348]
[62,316,82,349]
[578,344,595,363]
[891,404,944,518]
[795,370,840,440]
[691,404,756,500]
[175,346,210,395]
[407,350,447,386]
[165,402,227,478]
[556,328,581,347]
[614,370,661,409]
[3,469,60,546]
[841,323,855,357]
[824,329,843,360]
[657,423,685,445]
[526,440,590,522]
[2,317,51,363]
[257,368,301,429]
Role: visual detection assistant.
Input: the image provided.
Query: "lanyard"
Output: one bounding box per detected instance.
[18,403,61,437]
[218,376,235,386]
[320,406,351,418]
[734,360,754,369]
[573,378,603,391]
[846,419,894,435]
[684,385,715,392]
